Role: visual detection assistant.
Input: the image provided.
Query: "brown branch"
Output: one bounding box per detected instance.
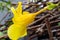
[28,14,50,26]
[28,34,37,40]
[45,18,53,40]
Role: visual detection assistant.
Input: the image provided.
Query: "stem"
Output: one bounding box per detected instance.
[34,6,48,15]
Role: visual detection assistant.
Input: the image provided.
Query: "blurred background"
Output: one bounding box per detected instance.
[0,0,60,40]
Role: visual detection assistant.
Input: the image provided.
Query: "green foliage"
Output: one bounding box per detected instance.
[1,39,5,40]
[0,1,4,11]
[3,30,7,34]
[0,32,4,36]
[6,21,13,26]
[0,0,11,11]
[47,2,58,10]
[58,22,60,26]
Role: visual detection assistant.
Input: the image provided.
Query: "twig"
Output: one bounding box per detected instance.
[28,14,50,26]
[45,18,53,40]
[28,34,37,40]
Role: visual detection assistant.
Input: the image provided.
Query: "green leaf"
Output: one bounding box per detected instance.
[0,2,2,11]
[47,2,57,10]
[58,22,60,26]
[0,0,11,11]
[0,32,4,36]
[6,0,11,5]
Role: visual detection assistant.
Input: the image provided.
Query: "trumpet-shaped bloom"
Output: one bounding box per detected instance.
[7,2,58,40]
[7,2,36,40]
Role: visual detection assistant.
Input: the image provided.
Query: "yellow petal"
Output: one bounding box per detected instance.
[11,7,17,17]
[8,24,27,40]
[16,2,22,15]
[23,11,29,15]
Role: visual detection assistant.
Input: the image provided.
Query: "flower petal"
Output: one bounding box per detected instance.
[16,2,22,15]
[23,11,29,15]
[11,7,17,17]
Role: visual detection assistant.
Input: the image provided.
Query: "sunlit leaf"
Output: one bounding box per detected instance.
[0,32,4,36]
[47,2,57,10]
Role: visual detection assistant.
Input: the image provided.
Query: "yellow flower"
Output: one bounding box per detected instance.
[7,2,36,40]
[8,2,57,40]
